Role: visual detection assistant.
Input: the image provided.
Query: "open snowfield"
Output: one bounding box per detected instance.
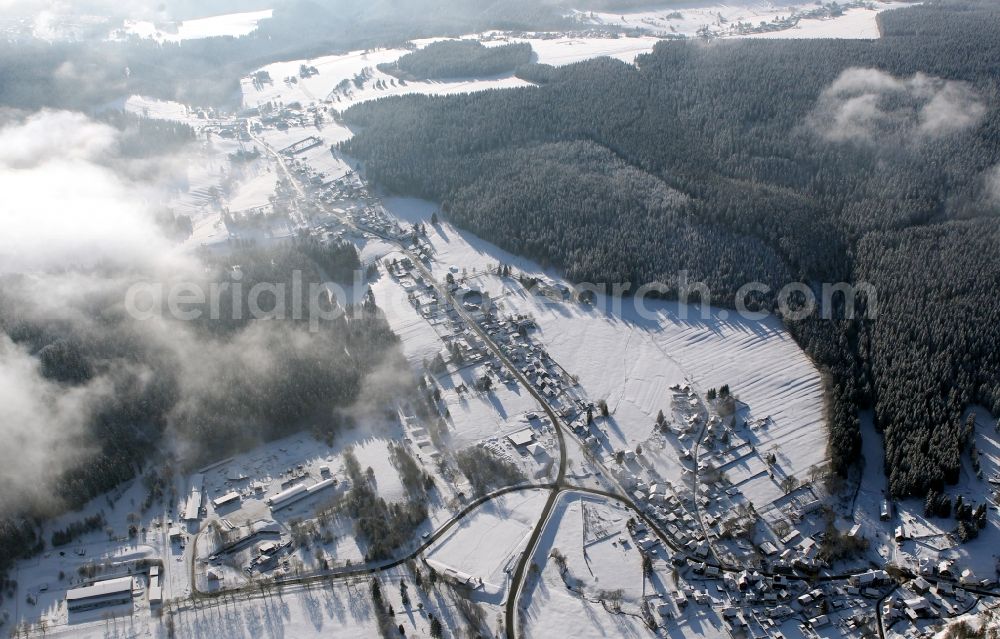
[383,197,828,486]
[241,47,531,113]
[240,34,668,119]
[733,5,894,39]
[426,489,548,598]
[738,473,788,511]
[504,34,662,65]
[435,363,546,450]
[119,97,286,250]
[407,31,663,66]
[578,1,915,40]
[168,134,282,249]
[520,492,656,639]
[123,95,194,121]
[371,265,446,368]
[226,166,278,211]
[114,10,273,43]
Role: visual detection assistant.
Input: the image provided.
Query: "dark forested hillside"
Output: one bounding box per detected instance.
[378,40,533,80]
[855,222,1000,495]
[0,240,401,574]
[341,0,1000,499]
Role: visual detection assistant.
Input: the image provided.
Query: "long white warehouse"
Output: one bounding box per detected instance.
[266,478,338,511]
[66,576,134,612]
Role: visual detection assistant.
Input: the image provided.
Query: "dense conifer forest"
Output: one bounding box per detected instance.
[378,40,533,80]
[341,1,1000,500]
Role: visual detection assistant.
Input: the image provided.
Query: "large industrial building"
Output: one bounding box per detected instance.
[66,576,134,612]
[266,478,338,512]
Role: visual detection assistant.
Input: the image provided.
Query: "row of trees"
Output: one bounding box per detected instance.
[454,446,526,497]
[339,449,428,562]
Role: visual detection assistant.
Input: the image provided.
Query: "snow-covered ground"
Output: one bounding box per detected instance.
[577,1,915,40]
[733,5,892,39]
[115,110,281,250]
[241,47,532,114]
[853,407,1000,581]
[519,491,659,639]
[426,489,548,598]
[21,564,473,639]
[123,95,194,121]
[12,8,970,636]
[502,33,664,65]
[437,365,547,450]
[371,261,445,367]
[382,197,828,488]
[113,9,273,43]
[237,34,869,503]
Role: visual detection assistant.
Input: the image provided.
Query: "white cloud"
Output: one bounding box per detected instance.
[0,110,198,513]
[0,335,105,513]
[0,110,115,168]
[0,110,187,274]
[808,67,987,145]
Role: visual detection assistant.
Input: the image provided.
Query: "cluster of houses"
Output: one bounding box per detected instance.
[505,413,554,460]
[522,277,572,302]
[630,479,707,548]
[253,102,328,130]
[884,577,974,628]
[480,311,596,425]
[634,504,992,638]
[643,548,888,637]
[313,171,369,206]
[210,121,251,141]
[347,204,409,241]
[877,560,994,632]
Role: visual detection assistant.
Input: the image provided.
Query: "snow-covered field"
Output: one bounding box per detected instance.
[501,34,663,65]
[172,135,280,249]
[371,263,445,367]
[241,47,531,114]
[426,489,548,598]
[114,9,273,43]
[437,365,546,449]
[733,5,892,39]
[123,95,194,121]
[383,197,828,487]
[239,34,676,116]
[30,564,465,639]
[115,103,283,250]
[578,1,915,40]
[520,492,658,639]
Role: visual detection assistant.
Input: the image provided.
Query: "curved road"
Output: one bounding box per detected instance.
[189,482,556,597]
